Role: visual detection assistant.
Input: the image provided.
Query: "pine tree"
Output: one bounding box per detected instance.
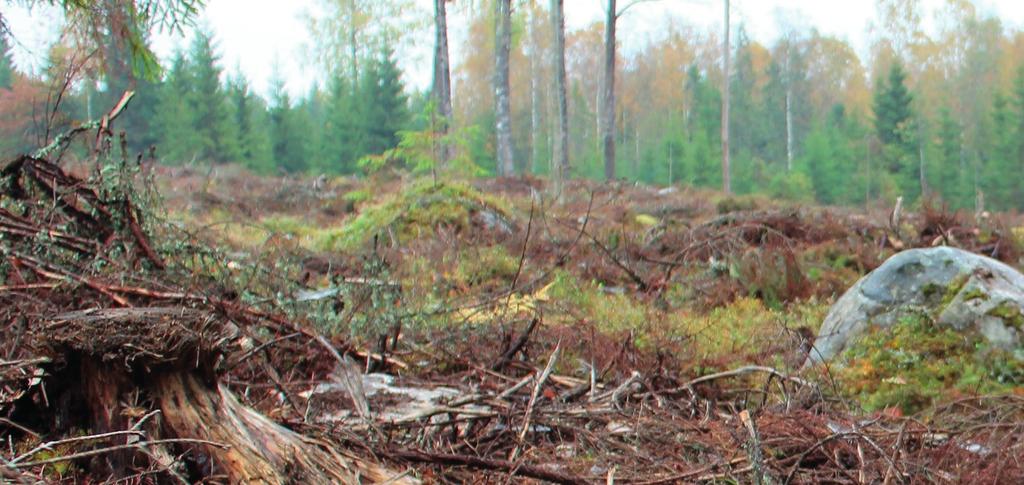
[188,29,241,163]
[0,33,14,90]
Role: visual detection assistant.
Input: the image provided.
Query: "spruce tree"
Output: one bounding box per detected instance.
[154,52,200,163]
[226,72,273,173]
[872,62,917,200]
[323,73,359,173]
[0,33,14,90]
[357,45,409,156]
[934,108,965,208]
[269,77,309,173]
[188,29,240,163]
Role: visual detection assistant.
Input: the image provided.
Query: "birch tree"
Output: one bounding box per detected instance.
[551,0,569,194]
[494,0,514,175]
[433,0,453,164]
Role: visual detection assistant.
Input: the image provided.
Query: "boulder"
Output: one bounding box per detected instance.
[809,247,1024,363]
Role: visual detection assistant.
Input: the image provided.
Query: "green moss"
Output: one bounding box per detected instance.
[921,282,943,299]
[961,287,988,302]
[455,245,519,286]
[986,301,1024,329]
[838,314,1024,414]
[941,272,971,307]
[322,179,513,251]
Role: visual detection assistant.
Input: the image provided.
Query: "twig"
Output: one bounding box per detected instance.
[491,317,539,371]
[386,448,587,485]
[10,438,228,468]
[509,342,560,462]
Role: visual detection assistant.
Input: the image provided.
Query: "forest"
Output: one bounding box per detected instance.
[2,0,1024,211]
[2,0,1024,483]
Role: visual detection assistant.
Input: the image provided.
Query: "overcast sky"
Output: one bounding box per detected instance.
[4,0,1023,98]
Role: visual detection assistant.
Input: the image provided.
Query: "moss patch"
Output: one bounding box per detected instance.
[838,314,1024,414]
[322,179,513,251]
[987,301,1024,329]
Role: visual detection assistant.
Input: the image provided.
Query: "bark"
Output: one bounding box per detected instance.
[348,0,359,87]
[529,11,541,175]
[785,86,793,171]
[494,0,515,176]
[433,0,453,164]
[602,0,617,181]
[552,0,569,196]
[721,0,731,193]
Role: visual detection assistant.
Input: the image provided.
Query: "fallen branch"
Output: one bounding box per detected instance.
[386,448,587,485]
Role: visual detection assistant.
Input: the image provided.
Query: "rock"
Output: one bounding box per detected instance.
[809,247,1024,363]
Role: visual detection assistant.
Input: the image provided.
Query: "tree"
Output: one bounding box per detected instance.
[551,0,569,194]
[432,0,453,164]
[0,32,13,89]
[186,29,239,163]
[226,72,273,173]
[309,0,417,91]
[601,0,617,181]
[494,0,514,176]
[358,45,409,156]
[721,0,731,193]
[269,77,310,174]
[873,61,917,199]
[154,52,200,163]
[14,0,204,77]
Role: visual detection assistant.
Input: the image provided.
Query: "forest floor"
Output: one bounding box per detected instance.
[3,158,1024,483]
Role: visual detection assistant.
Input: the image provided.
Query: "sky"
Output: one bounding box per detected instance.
[3,0,1023,98]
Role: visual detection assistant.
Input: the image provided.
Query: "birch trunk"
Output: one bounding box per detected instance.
[602,0,617,181]
[494,0,515,176]
[552,0,569,196]
[433,0,453,164]
[721,0,731,193]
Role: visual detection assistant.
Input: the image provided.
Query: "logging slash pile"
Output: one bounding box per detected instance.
[0,155,413,483]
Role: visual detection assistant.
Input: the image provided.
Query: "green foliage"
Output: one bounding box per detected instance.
[153,52,201,163]
[322,179,512,251]
[0,33,13,90]
[768,170,815,203]
[187,29,240,163]
[838,314,1024,414]
[872,62,919,200]
[359,101,485,178]
[546,270,649,337]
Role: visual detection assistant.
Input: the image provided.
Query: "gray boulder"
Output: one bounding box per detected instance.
[809,246,1024,363]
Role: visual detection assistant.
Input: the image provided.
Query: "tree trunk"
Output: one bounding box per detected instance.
[494,0,515,176]
[721,0,731,193]
[529,13,541,175]
[602,0,617,181]
[433,0,453,164]
[552,0,569,196]
[348,0,359,88]
[785,85,793,171]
